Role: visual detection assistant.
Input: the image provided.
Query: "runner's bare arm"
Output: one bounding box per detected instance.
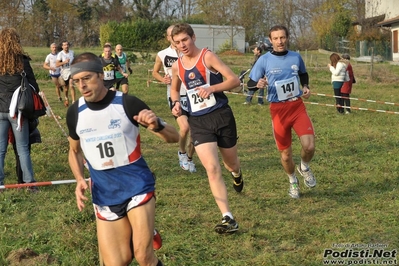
[68,137,88,211]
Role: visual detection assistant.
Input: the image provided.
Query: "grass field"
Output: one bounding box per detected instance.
[0,47,398,265]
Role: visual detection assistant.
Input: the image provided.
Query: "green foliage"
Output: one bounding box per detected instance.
[217,39,238,53]
[126,52,138,64]
[330,12,352,37]
[317,10,353,51]
[99,23,114,47]
[138,51,153,62]
[182,17,206,24]
[100,20,170,51]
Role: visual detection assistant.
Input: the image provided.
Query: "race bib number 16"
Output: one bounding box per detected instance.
[83,130,128,170]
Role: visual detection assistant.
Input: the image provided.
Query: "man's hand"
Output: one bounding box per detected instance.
[256,77,268,88]
[75,179,89,211]
[171,101,182,117]
[163,74,172,85]
[133,109,159,129]
[302,86,311,99]
[195,84,212,99]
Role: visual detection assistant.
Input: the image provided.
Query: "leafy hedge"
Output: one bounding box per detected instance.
[100,20,170,52]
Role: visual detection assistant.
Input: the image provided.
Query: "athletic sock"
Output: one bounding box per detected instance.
[231,169,241,178]
[222,212,234,220]
[300,160,309,171]
[288,172,298,184]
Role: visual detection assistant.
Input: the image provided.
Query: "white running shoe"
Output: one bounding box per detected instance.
[288,182,300,199]
[178,151,189,170]
[297,165,316,188]
[188,160,197,173]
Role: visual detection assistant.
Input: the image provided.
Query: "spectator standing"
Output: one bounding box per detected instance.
[0,28,38,190]
[250,25,316,199]
[9,119,41,185]
[341,54,354,114]
[244,46,264,105]
[152,25,196,172]
[328,53,347,114]
[170,23,243,234]
[67,52,178,266]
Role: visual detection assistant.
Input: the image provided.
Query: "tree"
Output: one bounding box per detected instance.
[0,1,24,31]
[0,0,369,51]
[129,0,165,20]
[311,0,353,49]
[77,0,99,46]
[93,0,128,23]
[331,12,352,37]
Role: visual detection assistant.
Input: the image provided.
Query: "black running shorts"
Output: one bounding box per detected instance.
[188,105,237,148]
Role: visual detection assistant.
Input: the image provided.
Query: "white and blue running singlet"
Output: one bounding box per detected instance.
[75,91,154,205]
[249,51,306,103]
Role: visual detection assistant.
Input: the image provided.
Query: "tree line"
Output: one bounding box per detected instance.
[1,0,386,53]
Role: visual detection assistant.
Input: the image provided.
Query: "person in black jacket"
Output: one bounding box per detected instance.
[0,28,38,190]
[243,46,264,105]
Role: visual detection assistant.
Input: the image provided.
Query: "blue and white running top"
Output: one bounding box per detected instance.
[74,91,154,205]
[249,50,306,103]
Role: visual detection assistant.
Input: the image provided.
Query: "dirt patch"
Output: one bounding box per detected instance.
[7,248,57,266]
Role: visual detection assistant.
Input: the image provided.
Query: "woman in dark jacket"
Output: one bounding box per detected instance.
[0,27,38,189]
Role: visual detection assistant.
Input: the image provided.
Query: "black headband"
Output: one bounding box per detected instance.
[70,61,103,77]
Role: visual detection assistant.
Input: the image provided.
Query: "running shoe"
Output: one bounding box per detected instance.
[231,171,244,192]
[178,151,189,170]
[27,186,39,193]
[214,216,239,234]
[188,160,196,173]
[297,165,316,188]
[153,229,162,250]
[288,182,300,199]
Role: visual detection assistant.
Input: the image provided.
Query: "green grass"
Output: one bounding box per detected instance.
[0,49,398,265]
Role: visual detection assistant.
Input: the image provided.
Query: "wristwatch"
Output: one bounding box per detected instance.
[171,100,180,108]
[152,117,166,132]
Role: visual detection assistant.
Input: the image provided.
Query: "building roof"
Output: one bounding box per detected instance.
[353,14,385,26]
[377,15,399,27]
